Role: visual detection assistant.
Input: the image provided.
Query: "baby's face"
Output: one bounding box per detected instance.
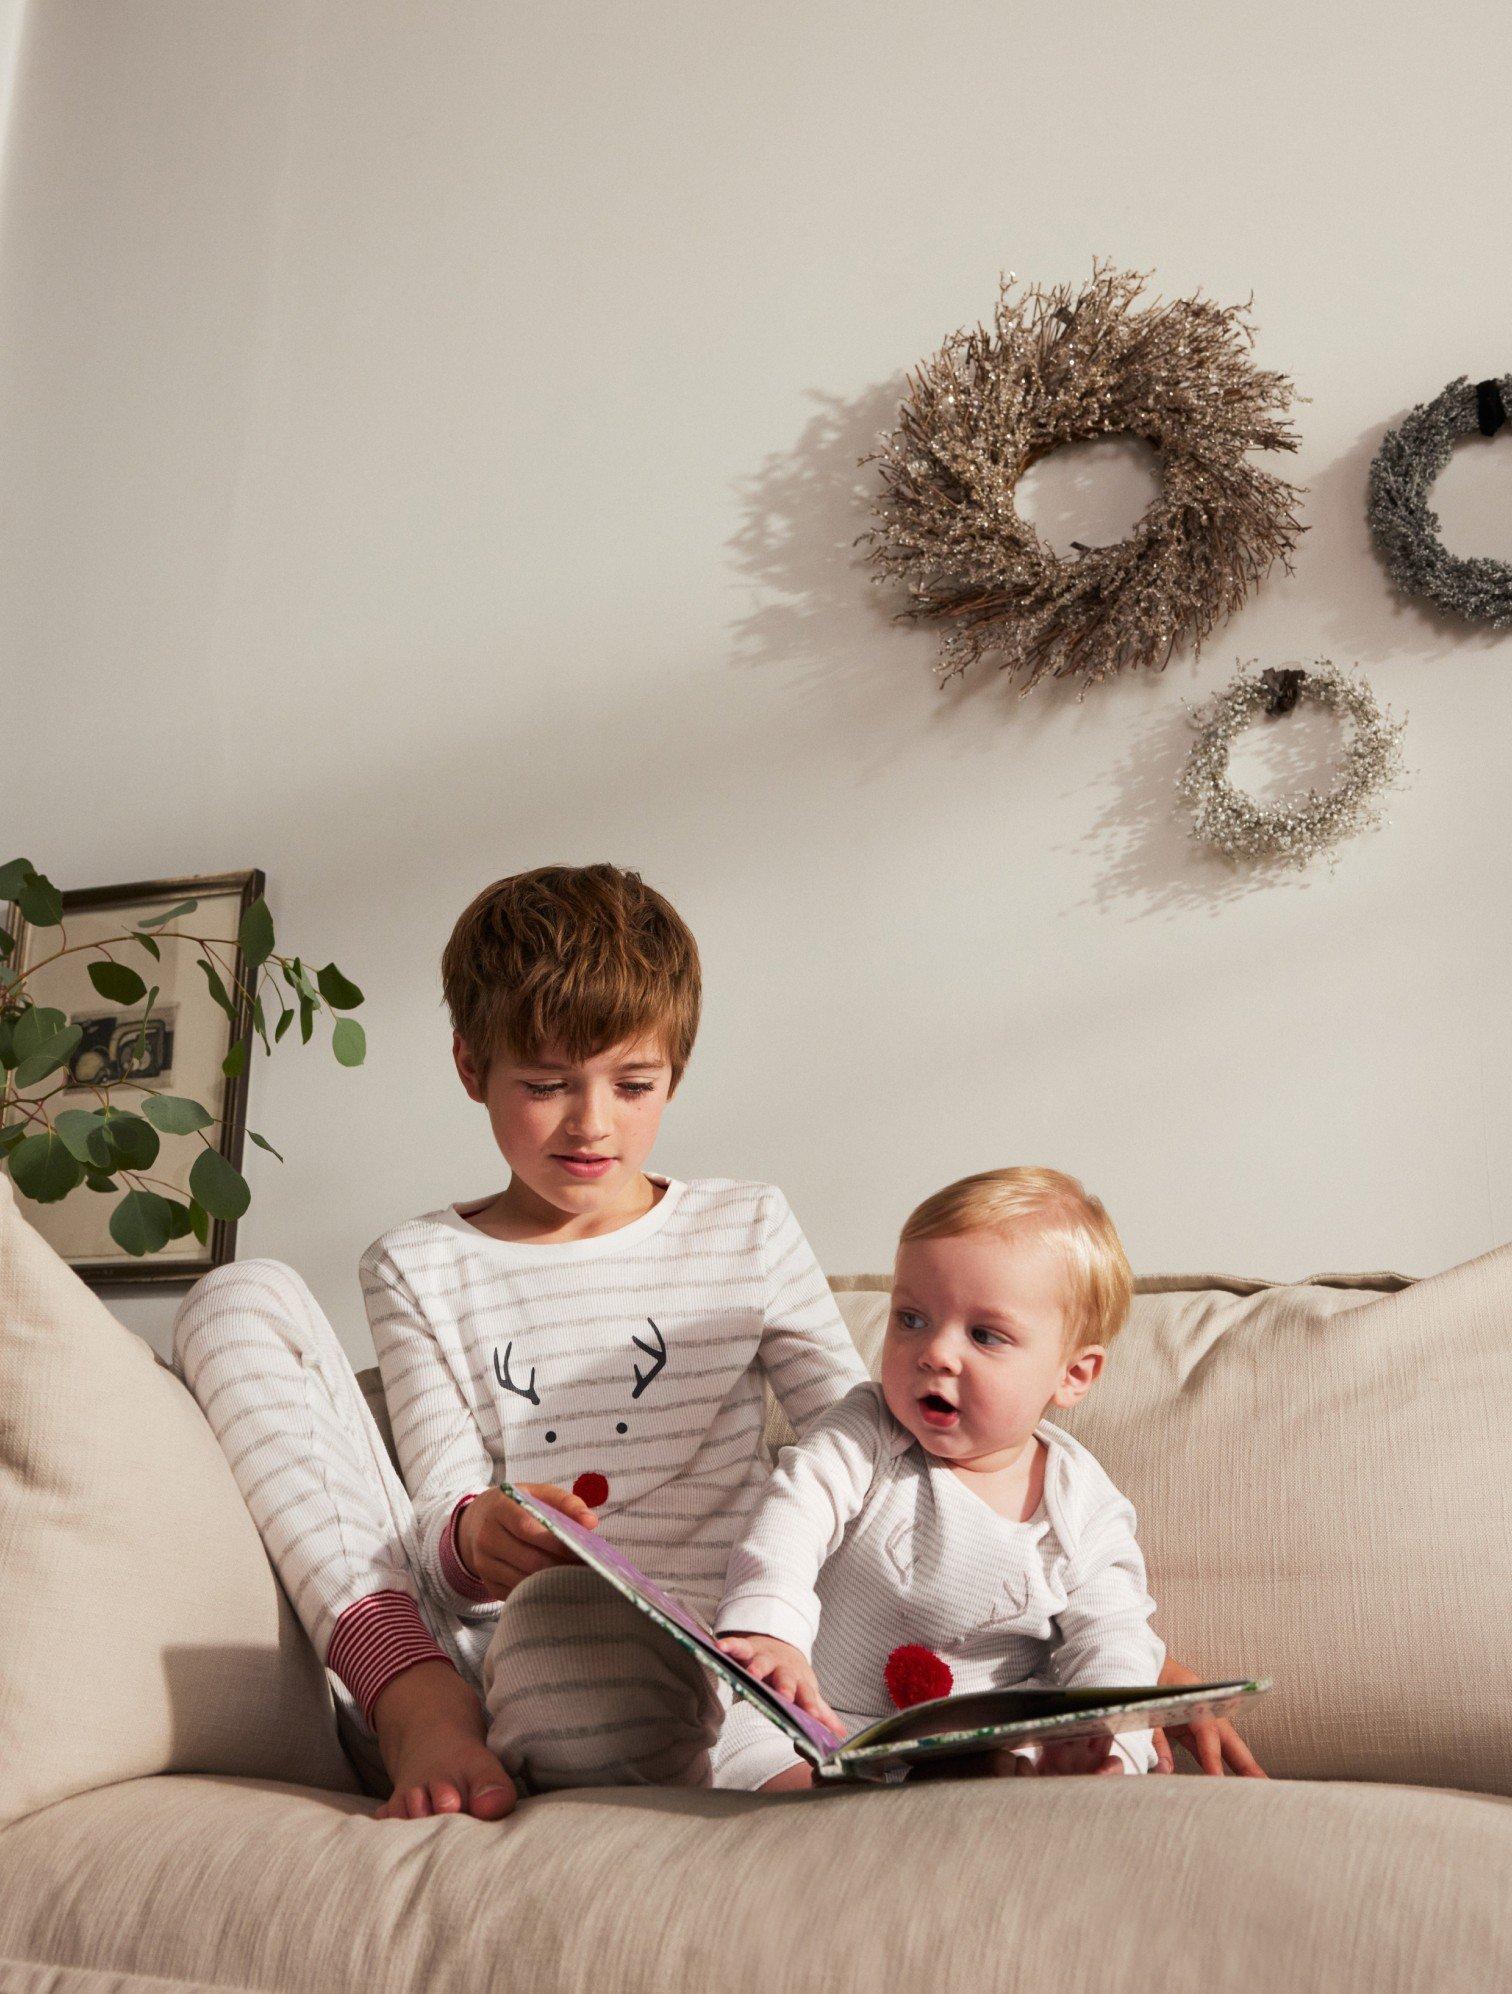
[880,1227,1097,1471]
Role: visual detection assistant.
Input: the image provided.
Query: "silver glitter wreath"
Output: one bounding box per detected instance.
[1367,374,1512,625]
[861,260,1308,695]
[1176,662,1406,869]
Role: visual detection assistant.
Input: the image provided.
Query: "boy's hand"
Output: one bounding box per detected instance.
[1151,1656,1268,1778]
[718,1632,843,1733]
[457,1484,599,1601]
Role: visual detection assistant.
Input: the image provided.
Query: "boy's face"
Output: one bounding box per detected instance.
[453,1031,675,1224]
[880,1227,1104,1472]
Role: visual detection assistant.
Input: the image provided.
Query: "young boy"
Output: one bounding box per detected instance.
[172,864,1259,1818]
[172,863,867,1814]
[716,1167,1165,1787]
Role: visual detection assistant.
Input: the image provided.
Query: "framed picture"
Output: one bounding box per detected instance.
[1,868,264,1287]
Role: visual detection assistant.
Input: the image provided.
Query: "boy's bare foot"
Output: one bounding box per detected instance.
[371,1659,517,1821]
[759,1762,815,1792]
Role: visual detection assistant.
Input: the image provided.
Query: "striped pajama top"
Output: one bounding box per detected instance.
[343,1176,868,1711]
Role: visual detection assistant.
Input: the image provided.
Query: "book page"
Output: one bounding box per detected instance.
[501,1483,845,1760]
[834,1680,1265,1773]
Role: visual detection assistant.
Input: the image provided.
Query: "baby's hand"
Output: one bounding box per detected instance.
[990,1734,1125,1778]
[1039,1733,1124,1776]
[718,1632,842,1733]
[457,1483,598,1601]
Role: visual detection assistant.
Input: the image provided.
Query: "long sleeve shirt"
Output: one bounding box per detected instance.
[715,1380,1166,1773]
[333,1176,867,1718]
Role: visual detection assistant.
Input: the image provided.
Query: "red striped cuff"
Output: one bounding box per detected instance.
[327,1591,453,1725]
[440,1492,492,1603]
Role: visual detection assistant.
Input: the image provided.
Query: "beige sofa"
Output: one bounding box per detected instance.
[2,1170,1510,1993]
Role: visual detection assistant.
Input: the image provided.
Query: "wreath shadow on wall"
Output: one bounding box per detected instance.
[726,376,921,697]
[1067,704,1345,919]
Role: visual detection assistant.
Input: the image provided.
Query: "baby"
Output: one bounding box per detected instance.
[715,1166,1164,1785]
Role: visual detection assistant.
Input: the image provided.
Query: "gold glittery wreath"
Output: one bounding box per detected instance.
[862,261,1309,695]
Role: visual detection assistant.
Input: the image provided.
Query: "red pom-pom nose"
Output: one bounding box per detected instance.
[573,1471,609,1509]
[884,1644,954,1710]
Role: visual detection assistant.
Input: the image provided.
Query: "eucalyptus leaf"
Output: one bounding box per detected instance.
[163,1198,196,1241]
[331,1017,366,1067]
[14,1023,83,1088]
[97,1109,160,1171]
[109,1189,174,1256]
[0,858,35,902]
[253,994,271,1054]
[117,985,159,1077]
[0,1120,29,1155]
[13,1007,66,1059]
[298,995,315,1045]
[282,957,321,1005]
[9,1131,85,1202]
[247,1129,285,1163]
[140,1094,215,1136]
[187,1198,210,1246]
[274,1007,294,1043]
[0,1016,12,1069]
[87,959,148,1006]
[316,962,364,1009]
[53,1108,107,1161]
[240,896,275,968]
[222,1039,248,1079]
[189,1146,250,1221]
[197,957,237,1022]
[17,872,63,927]
[139,899,198,931]
[0,925,13,959]
[83,1169,118,1193]
[133,931,161,962]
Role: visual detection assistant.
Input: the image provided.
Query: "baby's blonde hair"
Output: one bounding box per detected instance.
[898,1166,1134,1352]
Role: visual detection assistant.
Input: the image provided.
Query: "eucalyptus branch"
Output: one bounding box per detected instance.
[1,860,365,1257]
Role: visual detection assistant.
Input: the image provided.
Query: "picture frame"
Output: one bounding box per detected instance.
[1,868,264,1288]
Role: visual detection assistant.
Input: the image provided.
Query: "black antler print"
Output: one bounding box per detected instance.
[493,1341,540,1406]
[630,1317,667,1399]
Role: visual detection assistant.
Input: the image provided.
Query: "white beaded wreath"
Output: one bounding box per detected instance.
[1176,662,1406,869]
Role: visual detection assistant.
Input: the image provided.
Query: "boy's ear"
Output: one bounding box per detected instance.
[1051,1344,1106,1410]
[453,1031,486,1104]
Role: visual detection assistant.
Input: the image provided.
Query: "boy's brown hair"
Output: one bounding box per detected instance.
[441,863,701,1087]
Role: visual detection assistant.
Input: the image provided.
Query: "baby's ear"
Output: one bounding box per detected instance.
[1052,1344,1106,1409]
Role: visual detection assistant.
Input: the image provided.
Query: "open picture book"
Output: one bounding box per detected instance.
[501,1482,1269,1784]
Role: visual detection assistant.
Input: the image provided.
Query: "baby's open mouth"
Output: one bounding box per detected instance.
[918,1393,959,1427]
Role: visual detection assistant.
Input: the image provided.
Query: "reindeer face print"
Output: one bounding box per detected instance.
[491,1317,668,1507]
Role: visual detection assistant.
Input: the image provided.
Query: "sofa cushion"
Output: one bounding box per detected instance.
[778,1259,1512,1798]
[1,1770,1509,1992]
[0,1173,358,1825]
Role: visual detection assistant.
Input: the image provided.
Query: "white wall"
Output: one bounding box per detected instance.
[4,1,1511,1362]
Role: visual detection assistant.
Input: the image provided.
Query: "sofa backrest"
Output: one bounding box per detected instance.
[753,1260,1510,1796]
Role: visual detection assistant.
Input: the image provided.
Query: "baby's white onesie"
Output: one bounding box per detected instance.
[716,1379,1165,1774]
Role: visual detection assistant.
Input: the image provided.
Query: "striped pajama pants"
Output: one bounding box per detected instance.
[170,1258,798,1795]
